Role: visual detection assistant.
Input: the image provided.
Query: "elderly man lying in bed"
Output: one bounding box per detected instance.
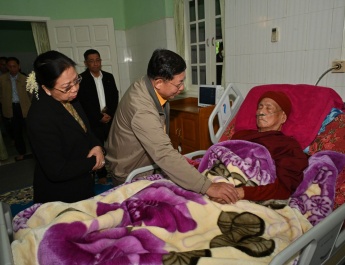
[209,91,309,204]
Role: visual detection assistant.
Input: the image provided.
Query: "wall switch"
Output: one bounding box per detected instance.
[271,28,278,42]
[332,60,345,73]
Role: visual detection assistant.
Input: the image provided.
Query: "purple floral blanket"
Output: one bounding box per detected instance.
[10,141,345,265]
[11,181,311,265]
[198,140,345,226]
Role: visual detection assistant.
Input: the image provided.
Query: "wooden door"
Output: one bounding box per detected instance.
[47,18,121,97]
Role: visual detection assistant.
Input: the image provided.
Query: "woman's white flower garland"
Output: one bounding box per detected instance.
[26,71,39,100]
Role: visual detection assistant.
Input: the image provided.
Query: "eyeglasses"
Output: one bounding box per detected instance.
[86,59,102,64]
[169,80,185,89]
[53,75,82,94]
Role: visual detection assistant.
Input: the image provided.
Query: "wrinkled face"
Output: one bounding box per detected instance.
[153,72,186,100]
[256,98,287,132]
[84,53,102,75]
[42,67,80,102]
[7,60,20,76]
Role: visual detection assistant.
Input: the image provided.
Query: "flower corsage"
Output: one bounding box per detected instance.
[26,71,39,100]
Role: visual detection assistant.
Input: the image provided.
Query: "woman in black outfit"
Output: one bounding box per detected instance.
[26,51,106,203]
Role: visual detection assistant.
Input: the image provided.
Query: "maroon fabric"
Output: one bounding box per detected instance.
[258,91,292,117]
[234,84,344,149]
[232,130,309,201]
[219,115,237,142]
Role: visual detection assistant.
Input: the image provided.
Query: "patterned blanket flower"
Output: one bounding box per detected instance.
[12,203,42,232]
[97,181,206,233]
[38,222,166,265]
[198,141,277,186]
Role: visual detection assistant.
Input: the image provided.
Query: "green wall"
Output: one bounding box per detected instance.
[0,0,174,54]
[0,21,36,52]
[0,0,126,29]
[123,0,174,29]
[0,0,174,30]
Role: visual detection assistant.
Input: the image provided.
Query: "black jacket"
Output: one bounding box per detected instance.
[78,70,119,131]
[27,90,101,203]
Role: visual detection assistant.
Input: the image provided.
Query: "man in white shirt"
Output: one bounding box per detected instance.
[78,49,119,183]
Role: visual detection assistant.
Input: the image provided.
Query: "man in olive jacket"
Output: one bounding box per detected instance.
[106,49,239,204]
[0,57,31,161]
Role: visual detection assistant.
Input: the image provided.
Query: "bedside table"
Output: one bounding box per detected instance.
[169,97,219,154]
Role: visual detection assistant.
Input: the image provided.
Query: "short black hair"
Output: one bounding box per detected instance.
[147,49,186,81]
[6,57,20,65]
[83,49,100,61]
[33,50,76,90]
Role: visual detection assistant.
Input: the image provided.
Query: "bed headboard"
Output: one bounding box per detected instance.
[208,83,243,144]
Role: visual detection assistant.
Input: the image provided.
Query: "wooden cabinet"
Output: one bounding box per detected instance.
[169,97,218,154]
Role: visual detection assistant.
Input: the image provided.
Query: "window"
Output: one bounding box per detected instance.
[186,0,223,87]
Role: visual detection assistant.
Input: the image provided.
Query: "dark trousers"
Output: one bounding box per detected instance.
[4,103,27,155]
[92,124,111,179]
[92,122,111,144]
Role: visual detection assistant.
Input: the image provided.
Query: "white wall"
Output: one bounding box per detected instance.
[225,0,345,99]
[115,18,176,97]
[114,30,129,98]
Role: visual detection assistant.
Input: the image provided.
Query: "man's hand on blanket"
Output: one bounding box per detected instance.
[206,182,240,204]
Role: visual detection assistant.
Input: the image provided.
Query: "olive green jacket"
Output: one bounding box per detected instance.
[106,75,211,194]
[0,72,32,118]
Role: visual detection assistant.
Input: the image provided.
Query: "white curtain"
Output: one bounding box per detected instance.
[174,0,185,58]
[220,0,225,87]
[174,0,191,92]
[31,22,51,55]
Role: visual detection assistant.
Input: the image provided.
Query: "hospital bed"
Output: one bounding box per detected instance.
[205,83,345,265]
[1,83,345,265]
[126,83,345,264]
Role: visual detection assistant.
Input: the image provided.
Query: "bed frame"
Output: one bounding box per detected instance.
[0,202,13,265]
[1,84,345,265]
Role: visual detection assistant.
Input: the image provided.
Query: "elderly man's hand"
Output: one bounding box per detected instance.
[206,182,240,204]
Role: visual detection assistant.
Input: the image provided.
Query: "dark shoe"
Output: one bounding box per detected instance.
[14,155,24,162]
[97,177,108,185]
